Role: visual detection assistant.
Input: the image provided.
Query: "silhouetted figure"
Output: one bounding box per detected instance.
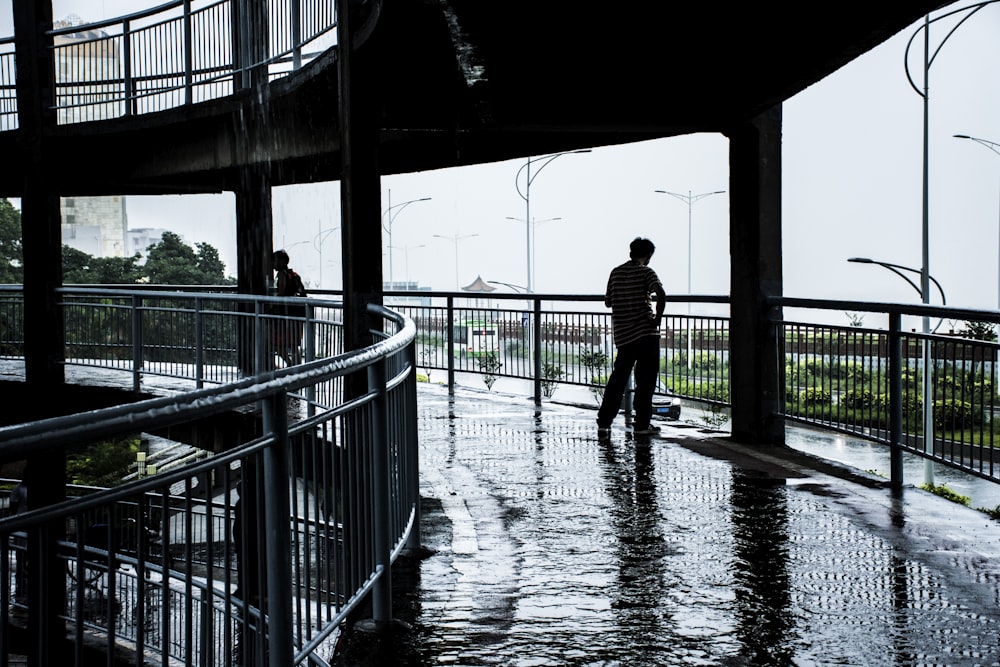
[596,237,666,436]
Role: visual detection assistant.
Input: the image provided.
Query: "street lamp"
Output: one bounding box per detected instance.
[848,256,948,484]
[281,224,338,289]
[504,216,562,292]
[903,3,1000,485]
[314,221,339,290]
[433,233,479,289]
[954,133,1000,314]
[487,280,528,293]
[388,244,426,285]
[515,149,591,293]
[847,257,947,317]
[654,189,725,369]
[383,190,431,287]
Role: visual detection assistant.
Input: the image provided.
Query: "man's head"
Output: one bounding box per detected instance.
[629,237,655,261]
[272,249,290,269]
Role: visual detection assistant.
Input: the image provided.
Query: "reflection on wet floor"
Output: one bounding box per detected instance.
[344,384,1000,666]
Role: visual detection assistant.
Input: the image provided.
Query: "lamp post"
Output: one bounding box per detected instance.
[504,216,562,292]
[388,244,426,285]
[433,233,479,289]
[282,224,338,289]
[654,189,725,369]
[848,256,948,484]
[954,134,1000,430]
[383,190,431,287]
[314,222,339,290]
[515,149,591,293]
[487,280,528,293]
[903,3,1000,484]
[954,134,1000,314]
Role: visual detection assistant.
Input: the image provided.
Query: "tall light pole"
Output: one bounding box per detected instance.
[848,256,948,484]
[847,257,947,317]
[382,190,431,287]
[515,149,591,293]
[389,244,426,285]
[314,222,339,290]
[487,280,528,293]
[954,133,1000,314]
[433,233,479,289]
[903,3,1000,484]
[283,224,338,289]
[654,189,725,369]
[504,216,562,292]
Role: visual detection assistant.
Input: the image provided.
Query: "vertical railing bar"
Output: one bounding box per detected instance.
[132,294,143,392]
[889,312,903,490]
[446,296,455,393]
[184,0,193,104]
[262,393,294,666]
[195,296,204,388]
[367,358,392,625]
[533,296,542,404]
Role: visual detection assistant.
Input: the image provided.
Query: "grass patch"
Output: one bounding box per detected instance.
[919,482,970,507]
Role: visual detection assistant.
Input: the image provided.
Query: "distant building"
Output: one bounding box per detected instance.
[54,17,129,259]
[127,227,172,261]
[61,195,128,258]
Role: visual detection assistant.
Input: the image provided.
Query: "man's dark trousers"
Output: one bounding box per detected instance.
[597,335,660,428]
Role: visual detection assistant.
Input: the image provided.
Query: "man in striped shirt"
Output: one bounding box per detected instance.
[597,237,666,436]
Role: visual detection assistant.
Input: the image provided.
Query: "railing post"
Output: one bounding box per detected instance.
[446,296,455,394]
[533,296,542,404]
[183,0,193,105]
[132,293,143,392]
[291,0,302,69]
[368,358,393,626]
[403,339,422,551]
[261,393,293,666]
[123,19,134,116]
[888,312,904,491]
[305,302,316,417]
[195,296,204,388]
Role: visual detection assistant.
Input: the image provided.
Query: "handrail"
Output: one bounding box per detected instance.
[1,285,1000,662]
[0,290,419,666]
[0,0,339,130]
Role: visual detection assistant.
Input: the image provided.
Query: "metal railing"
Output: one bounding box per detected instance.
[0,0,339,131]
[0,288,419,666]
[2,285,1000,663]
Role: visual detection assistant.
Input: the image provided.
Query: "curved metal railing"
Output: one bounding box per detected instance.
[0,0,339,131]
[0,288,419,666]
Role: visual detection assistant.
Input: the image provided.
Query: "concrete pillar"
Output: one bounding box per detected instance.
[15,0,63,396]
[235,166,273,374]
[726,106,784,445]
[337,0,384,364]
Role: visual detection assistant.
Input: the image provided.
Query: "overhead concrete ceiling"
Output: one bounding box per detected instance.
[0,0,952,196]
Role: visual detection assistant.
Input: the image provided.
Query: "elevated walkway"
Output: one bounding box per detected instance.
[343,383,1000,664]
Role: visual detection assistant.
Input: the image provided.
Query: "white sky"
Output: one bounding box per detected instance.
[4,2,1000,322]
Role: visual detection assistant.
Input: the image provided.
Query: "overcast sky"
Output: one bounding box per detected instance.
[4,2,1000,325]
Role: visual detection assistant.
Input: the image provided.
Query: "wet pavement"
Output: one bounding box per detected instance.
[343,383,1000,666]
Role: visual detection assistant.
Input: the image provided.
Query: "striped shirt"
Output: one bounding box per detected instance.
[605,260,664,347]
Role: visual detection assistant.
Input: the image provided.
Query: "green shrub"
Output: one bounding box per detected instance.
[799,387,832,406]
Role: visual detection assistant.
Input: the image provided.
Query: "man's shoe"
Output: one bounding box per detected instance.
[633,424,661,435]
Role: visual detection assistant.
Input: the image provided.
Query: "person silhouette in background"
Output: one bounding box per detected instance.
[596,237,666,437]
[271,250,308,366]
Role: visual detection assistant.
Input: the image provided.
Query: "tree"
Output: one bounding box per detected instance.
[63,245,144,284]
[0,199,22,284]
[958,320,997,342]
[144,231,232,285]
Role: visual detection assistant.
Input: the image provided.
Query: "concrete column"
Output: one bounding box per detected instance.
[235,166,273,374]
[337,0,384,365]
[726,105,784,445]
[15,0,63,396]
